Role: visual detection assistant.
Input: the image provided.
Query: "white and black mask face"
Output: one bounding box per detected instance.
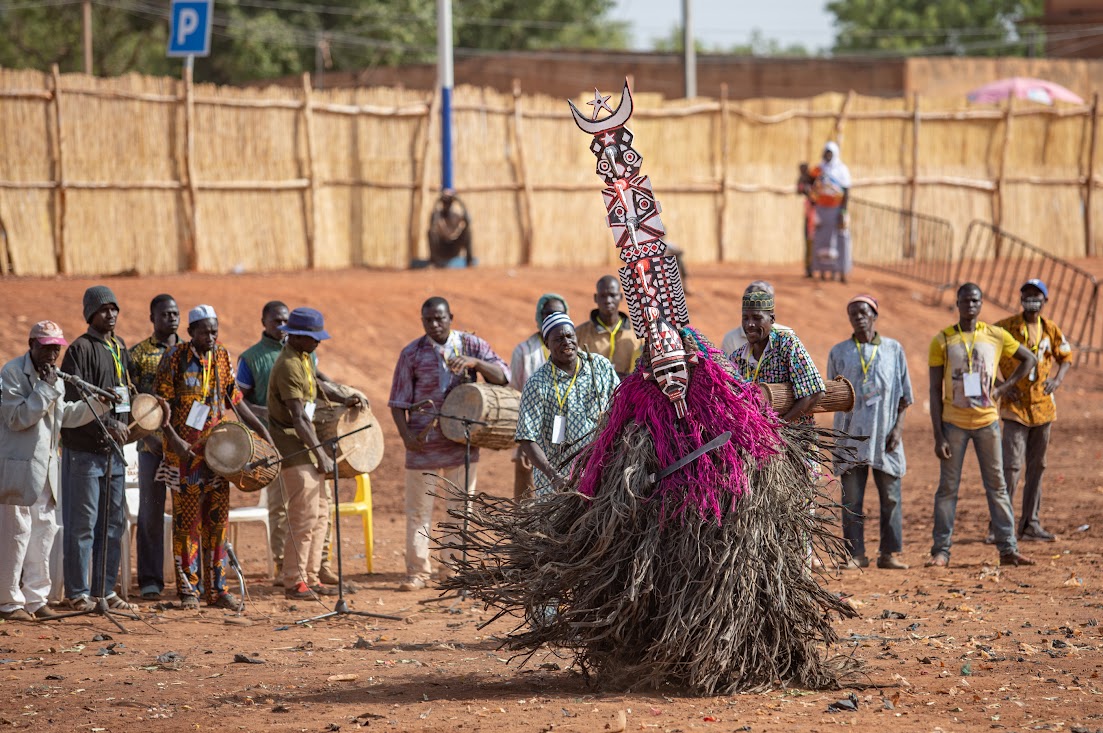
[1022,296,1045,313]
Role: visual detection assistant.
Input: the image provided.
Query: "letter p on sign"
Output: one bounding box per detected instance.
[168,0,213,57]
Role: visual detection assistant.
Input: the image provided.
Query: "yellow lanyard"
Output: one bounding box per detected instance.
[200,351,213,398]
[104,337,124,386]
[301,353,316,401]
[749,340,769,383]
[854,337,879,382]
[553,359,581,413]
[955,324,978,373]
[602,317,624,363]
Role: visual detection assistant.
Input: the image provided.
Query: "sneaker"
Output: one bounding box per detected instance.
[32,605,58,619]
[844,556,869,570]
[318,567,341,585]
[983,532,996,545]
[397,576,426,592]
[0,608,36,622]
[62,595,95,612]
[1020,527,1056,542]
[180,595,201,610]
[285,582,313,600]
[877,553,909,570]
[209,592,244,611]
[140,589,162,601]
[310,584,339,597]
[999,552,1036,567]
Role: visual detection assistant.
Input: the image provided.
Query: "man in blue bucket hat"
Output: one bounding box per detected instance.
[267,307,365,600]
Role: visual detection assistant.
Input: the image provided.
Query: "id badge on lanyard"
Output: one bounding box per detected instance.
[113,386,131,414]
[185,401,211,430]
[859,378,881,406]
[963,372,983,398]
[552,415,566,444]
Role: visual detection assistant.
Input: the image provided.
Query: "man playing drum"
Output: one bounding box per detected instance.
[155,305,271,611]
[516,313,619,496]
[268,307,365,600]
[389,296,509,591]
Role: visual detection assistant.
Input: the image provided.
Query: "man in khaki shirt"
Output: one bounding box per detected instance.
[575,275,640,379]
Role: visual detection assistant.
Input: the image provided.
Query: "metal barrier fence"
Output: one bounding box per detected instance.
[849,197,956,290]
[956,220,1100,366]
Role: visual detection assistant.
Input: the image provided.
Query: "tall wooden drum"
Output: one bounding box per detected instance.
[205,421,279,492]
[440,383,520,451]
[127,393,164,443]
[313,404,384,478]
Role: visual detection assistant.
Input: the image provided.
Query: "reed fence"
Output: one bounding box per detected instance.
[1,67,1102,276]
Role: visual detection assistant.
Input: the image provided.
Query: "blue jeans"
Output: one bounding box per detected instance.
[137,450,167,594]
[840,466,903,559]
[931,422,1019,559]
[61,448,126,599]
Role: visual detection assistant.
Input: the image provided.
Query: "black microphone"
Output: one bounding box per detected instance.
[243,455,275,472]
[55,369,120,403]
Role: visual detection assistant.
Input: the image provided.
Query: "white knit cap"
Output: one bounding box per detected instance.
[541,311,574,341]
[188,304,217,324]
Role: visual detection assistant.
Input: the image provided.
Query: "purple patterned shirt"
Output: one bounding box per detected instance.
[388,331,510,470]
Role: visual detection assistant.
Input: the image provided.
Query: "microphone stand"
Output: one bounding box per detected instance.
[253,423,401,625]
[412,407,487,605]
[44,381,139,633]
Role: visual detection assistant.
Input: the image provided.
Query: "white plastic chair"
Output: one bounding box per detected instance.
[120,444,173,600]
[227,485,274,579]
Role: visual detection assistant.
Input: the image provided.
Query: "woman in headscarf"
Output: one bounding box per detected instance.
[809,141,852,283]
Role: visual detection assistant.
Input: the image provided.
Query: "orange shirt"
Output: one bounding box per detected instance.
[809,164,846,208]
[994,314,1073,426]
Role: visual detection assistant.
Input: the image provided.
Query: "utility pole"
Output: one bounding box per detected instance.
[682,0,696,99]
[437,0,454,191]
[82,0,93,74]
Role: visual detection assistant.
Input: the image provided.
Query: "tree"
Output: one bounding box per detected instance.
[827,0,1045,56]
[0,0,629,84]
[652,25,811,57]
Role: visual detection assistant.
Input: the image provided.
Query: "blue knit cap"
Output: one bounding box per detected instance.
[535,293,569,327]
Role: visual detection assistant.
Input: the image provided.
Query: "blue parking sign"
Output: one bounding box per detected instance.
[168,0,213,57]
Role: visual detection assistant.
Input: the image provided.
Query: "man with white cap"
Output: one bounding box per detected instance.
[994,279,1074,542]
[155,305,270,611]
[827,295,913,570]
[0,322,107,621]
[516,312,619,496]
[268,307,364,600]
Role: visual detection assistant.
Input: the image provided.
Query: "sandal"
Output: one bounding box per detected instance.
[179,595,200,610]
[924,553,950,568]
[209,593,243,612]
[100,593,137,611]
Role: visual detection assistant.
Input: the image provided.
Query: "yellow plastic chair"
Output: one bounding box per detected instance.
[330,473,374,573]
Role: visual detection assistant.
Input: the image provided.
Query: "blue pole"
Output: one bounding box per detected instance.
[437,0,454,190]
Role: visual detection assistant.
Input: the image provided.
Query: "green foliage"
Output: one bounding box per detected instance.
[0,0,628,84]
[652,25,811,57]
[827,0,1045,56]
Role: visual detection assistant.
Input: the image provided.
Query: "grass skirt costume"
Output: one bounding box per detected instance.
[437,82,857,695]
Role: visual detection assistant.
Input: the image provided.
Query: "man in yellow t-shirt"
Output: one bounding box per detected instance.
[926,282,1037,569]
[994,279,1073,542]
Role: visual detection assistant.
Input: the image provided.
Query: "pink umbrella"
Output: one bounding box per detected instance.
[967,77,1084,106]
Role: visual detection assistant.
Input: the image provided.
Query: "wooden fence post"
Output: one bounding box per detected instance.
[833,89,855,146]
[907,92,921,257]
[408,88,439,266]
[993,96,1014,254]
[182,63,199,271]
[300,72,319,269]
[1086,93,1099,257]
[717,82,730,262]
[50,65,67,274]
[511,79,535,265]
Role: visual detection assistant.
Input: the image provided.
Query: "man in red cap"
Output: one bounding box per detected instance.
[993,279,1073,542]
[0,322,105,621]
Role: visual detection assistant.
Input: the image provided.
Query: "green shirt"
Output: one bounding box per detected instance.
[267,345,318,468]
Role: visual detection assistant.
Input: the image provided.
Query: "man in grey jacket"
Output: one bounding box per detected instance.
[0,322,100,621]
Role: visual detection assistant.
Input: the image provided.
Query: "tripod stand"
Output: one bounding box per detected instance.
[46,385,139,633]
[413,406,486,604]
[256,424,400,625]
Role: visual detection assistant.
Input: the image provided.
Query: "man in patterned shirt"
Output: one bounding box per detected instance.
[155,305,271,611]
[728,290,824,423]
[516,313,619,496]
[927,282,1036,569]
[127,293,179,600]
[389,297,510,591]
[994,279,1073,542]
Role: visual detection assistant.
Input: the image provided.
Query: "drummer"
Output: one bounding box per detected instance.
[154,305,271,612]
[268,307,366,600]
[389,296,510,592]
[727,290,824,424]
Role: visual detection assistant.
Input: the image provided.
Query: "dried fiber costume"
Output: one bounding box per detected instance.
[439,82,856,695]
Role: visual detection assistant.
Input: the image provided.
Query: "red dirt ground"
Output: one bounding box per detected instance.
[1,262,1102,733]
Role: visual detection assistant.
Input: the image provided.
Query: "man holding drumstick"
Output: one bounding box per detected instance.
[155,305,270,611]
